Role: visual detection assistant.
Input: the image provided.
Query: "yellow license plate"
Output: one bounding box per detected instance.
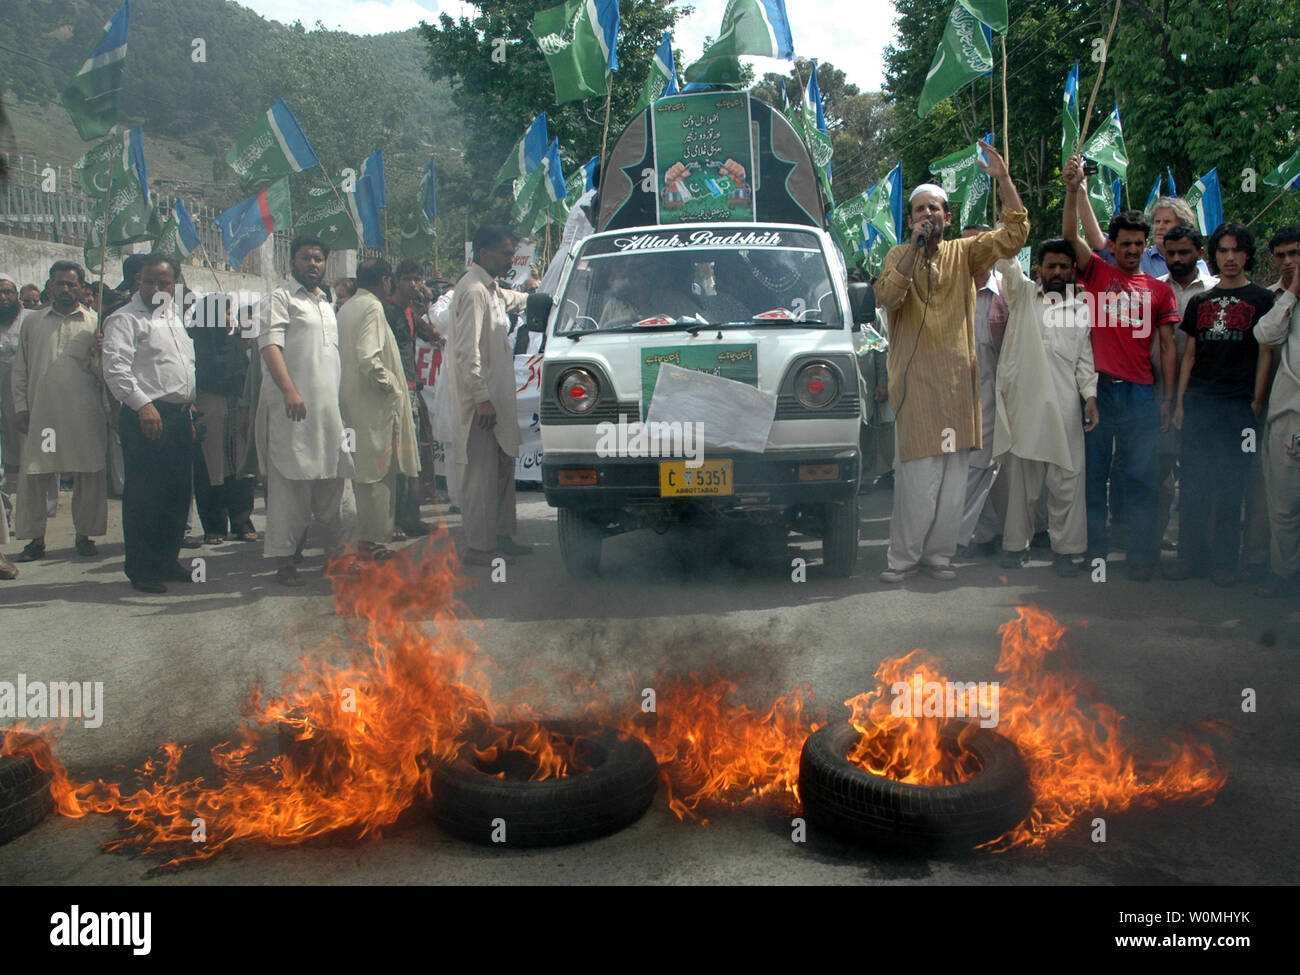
[659,460,734,497]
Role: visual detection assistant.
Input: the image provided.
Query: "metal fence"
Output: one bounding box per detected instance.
[0,154,296,274]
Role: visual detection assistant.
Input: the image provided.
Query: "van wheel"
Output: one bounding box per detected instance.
[557,508,602,578]
[821,498,859,577]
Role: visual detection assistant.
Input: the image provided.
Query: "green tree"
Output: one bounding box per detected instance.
[418,0,682,223]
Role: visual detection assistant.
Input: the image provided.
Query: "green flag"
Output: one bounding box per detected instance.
[1086,166,1117,226]
[957,0,1009,32]
[929,138,993,230]
[1061,62,1080,172]
[295,170,360,250]
[1081,104,1128,181]
[226,99,320,192]
[398,160,439,260]
[529,0,620,106]
[511,166,549,228]
[1263,145,1300,191]
[788,99,835,207]
[61,0,130,141]
[86,130,155,248]
[684,0,794,83]
[918,2,993,119]
[74,133,121,196]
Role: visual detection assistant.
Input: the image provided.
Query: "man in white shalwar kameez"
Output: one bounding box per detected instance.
[993,240,1099,577]
[255,238,355,585]
[8,261,106,563]
[447,225,530,564]
[337,258,419,556]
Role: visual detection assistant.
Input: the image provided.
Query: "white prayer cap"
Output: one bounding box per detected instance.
[0,272,16,284]
[908,183,949,203]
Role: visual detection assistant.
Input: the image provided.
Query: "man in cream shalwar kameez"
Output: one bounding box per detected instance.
[993,246,1098,575]
[9,263,106,560]
[336,260,419,553]
[447,226,530,563]
[874,141,1029,583]
[256,240,355,584]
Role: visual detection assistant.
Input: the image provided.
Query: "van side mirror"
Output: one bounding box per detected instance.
[526,292,553,332]
[847,282,876,332]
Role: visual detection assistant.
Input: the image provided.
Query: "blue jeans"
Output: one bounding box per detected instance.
[1086,380,1159,566]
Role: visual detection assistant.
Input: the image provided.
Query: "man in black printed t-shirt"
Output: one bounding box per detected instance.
[1168,222,1275,584]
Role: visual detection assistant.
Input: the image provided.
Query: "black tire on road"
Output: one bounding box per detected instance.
[799,721,1033,853]
[557,507,602,578]
[0,737,55,845]
[431,721,659,847]
[821,498,859,577]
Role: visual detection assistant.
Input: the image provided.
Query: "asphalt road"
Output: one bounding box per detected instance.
[1,483,1297,885]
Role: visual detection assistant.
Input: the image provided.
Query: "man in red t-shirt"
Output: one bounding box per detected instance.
[1063,154,1182,579]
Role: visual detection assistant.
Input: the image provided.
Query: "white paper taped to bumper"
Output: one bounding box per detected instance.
[645,363,776,453]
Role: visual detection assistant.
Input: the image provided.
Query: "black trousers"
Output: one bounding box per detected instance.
[120,401,193,583]
[193,448,254,537]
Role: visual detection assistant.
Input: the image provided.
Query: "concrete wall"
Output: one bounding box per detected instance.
[0,233,277,298]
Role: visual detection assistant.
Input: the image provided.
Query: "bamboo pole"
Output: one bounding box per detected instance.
[598,79,613,179]
[1247,188,1289,227]
[196,242,226,293]
[1000,36,1009,165]
[1080,0,1123,145]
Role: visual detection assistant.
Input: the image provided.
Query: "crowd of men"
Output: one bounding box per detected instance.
[0,224,537,588]
[1,148,1298,597]
[871,145,1299,596]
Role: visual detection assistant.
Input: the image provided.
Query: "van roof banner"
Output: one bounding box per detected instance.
[598,92,826,232]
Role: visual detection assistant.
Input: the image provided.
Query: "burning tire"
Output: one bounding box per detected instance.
[0,736,55,845]
[557,508,602,578]
[798,721,1032,853]
[431,721,659,847]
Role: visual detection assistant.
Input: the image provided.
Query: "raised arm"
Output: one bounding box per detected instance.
[1061,153,1094,271]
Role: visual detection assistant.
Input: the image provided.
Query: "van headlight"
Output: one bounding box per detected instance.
[558,367,600,414]
[794,361,839,409]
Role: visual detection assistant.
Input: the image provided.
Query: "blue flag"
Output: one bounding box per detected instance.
[1144,175,1163,215]
[1185,168,1223,236]
[582,155,600,191]
[1112,175,1123,215]
[885,162,904,242]
[214,179,291,270]
[61,0,131,140]
[352,161,384,248]
[1166,167,1178,198]
[493,114,550,191]
[542,139,567,202]
[360,150,385,212]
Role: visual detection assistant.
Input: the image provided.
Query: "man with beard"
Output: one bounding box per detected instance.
[1154,226,1218,547]
[102,255,197,593]
[255,237,355,586]
[9,261,107,565]
[19,285,40,310]
[993,239,1099,575]
[875,140,1029,583]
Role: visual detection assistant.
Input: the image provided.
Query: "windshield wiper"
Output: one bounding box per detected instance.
[685,319,832,334]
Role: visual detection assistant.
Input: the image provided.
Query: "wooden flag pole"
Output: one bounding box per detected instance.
[1247,188,1289,227]
[94,171,113,321]
[599,80,613,177]
[1000,36,1009,164]
[1080,0,1123,144]
[197,242,226,293]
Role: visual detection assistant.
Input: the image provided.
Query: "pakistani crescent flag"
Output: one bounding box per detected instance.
[1184,168,1223,235]
[155,198,202,261]
[684,0,794,84]
[398,157,438,259]
[296,170,360,250]
[74,126,144,196]
[226,99,319,192]
[91,128,154,246]
[530,0,620,105]
[215,179,291,270]
[62,0,130,141]
[1081,102,1128,181]
[929,134,994,230]
[635,32,679,112]
[1061,62,1079,171]
[1263,145,1300,192]
[492,114,550,192]
[917,2,993,118]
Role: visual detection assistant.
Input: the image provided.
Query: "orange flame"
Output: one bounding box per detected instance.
[0,540,1226,863]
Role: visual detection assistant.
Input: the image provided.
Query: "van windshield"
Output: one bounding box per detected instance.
[555,229,843,333]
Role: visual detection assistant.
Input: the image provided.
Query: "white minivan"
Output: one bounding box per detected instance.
[526,92,868,578]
